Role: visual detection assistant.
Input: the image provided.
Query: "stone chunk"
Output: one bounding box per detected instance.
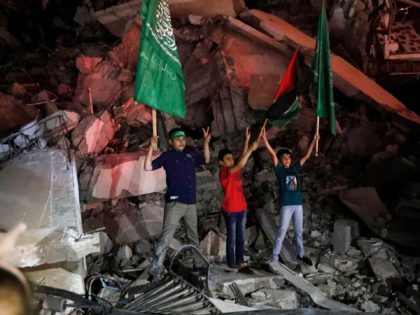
[252,289,298,309]
[75,56,103,74]
[201,230,226,257]
[333,220,353,254]
[71,112,116,155]
[368,257,400,280]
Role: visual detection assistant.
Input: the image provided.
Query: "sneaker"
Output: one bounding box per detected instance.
[270,255,285,264]
[297,255,312,266]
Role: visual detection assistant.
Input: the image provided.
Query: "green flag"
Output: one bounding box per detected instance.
[312,2,336,135]
[134,0,186,118]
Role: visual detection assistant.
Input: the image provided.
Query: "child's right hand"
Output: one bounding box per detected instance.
[250,140,259,151]
[245,127,250,142]
[150,136,159,147]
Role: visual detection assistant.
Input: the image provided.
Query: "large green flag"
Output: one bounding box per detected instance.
[134,0,186,118]
[312,2,336,135]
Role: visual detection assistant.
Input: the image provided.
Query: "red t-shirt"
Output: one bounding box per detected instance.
[219,167,247,212]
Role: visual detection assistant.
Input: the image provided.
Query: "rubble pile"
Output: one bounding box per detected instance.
[0,0,419,314]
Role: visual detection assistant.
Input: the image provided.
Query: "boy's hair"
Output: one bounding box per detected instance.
[218,149,233,161]
[168,128,185,140]
[276,148,292,159]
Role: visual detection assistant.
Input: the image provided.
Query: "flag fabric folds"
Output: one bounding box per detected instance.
[312,2,336,135]
[134,0,186,118]
[266,49,304,128]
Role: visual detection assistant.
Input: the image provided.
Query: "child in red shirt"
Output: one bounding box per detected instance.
[218,128,259,268]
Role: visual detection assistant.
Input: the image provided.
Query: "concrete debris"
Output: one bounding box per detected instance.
[252,289,298,309]
[269,262,357,312]
[368,257,400,280]
[214,275,284,299]
[360,300,381,313]
[108,204,164,245]
[0,2,419,312]
[117,244,133,261]
[208,298,259,312]
[340,186,420,249]
[333,219,359,254]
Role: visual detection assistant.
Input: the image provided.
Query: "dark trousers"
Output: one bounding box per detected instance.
[223,210,246,266]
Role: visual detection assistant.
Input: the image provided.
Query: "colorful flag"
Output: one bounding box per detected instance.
[134,0,186,118]
[266,49,305,128]
[312,1,336,135]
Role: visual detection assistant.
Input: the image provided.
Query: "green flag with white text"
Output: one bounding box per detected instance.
[134,0,186,118]
[312,2,336,135]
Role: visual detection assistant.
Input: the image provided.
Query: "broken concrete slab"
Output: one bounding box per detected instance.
[115,98,152,127]
[169,0,245,17]
[248,74,280,110]
[26,267,85,295]
[71,111,117,155]
[0,150,82,231]
[241,9,420,125]
[209,297,261,312]
[0,149,87,294]
[11,228,101,267]
[356,238,391,260]
[86,152,166,200]
[74,75,122,107]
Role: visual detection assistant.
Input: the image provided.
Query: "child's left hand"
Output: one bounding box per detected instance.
[203,127,212,143]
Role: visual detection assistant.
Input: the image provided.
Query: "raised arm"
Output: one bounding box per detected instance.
[230,140,259,173]
[240,127,251,158]
[261,128,278,166]
[300,133,320,166]
[144,136,158,171]
[202,127,211,164]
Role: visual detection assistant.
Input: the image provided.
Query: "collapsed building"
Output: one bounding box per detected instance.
[0,0,419,314]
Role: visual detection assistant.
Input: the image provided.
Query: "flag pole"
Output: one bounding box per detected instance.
[88,88,94,115]
[258,118,268,139]
[315,116,320,156]
[152,108,157,151]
